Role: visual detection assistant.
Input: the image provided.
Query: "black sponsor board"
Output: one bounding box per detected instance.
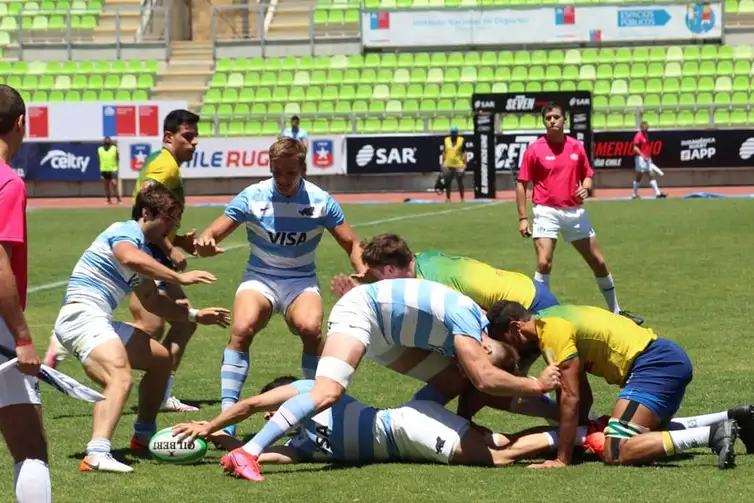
[594,129,754,169]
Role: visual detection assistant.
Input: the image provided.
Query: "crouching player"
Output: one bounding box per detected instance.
[52,186,230,473]
[173,372,597,475]
[214,278,562,481]
[487,302,746,470]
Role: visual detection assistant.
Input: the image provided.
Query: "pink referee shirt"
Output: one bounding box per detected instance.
[632,131,651,159]
[518,136,594,209]
[0,160,28,310]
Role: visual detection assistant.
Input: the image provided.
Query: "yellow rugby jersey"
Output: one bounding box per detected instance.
[132,148,185,234]
[536,305,657,386]
[413,251,537,310]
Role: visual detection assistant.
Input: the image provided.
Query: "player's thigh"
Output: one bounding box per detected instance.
[285,283,324,339]
[125,326,172,372]
[452,428,497,466]
[0,404,47,463]
[128,291,165,338]
[393,400,470,465]
[231,284,274,341]
[83,337,132,388]
[533,237,557,267]
[55,304,130,367]
[570,236,605,269]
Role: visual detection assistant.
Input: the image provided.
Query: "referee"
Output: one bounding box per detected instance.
[440,125,466,203]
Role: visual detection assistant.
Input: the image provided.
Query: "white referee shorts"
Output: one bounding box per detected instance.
[635,157,660,174]
[532,204,596,243]
[53,303,135,364]
[236,270,320,314]
[388,400,470,464]
[0,318,41,408]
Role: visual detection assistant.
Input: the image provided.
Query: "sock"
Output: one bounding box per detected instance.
[509,394,558,422]
[14,459,51,503]
[221,349,250,435]
[86,438,111,455]
[669,411,729,430]
[134,421,157,442]
[544,426,587,449]
[243,393,316,457]
[663,426,711,455]
[632,180,639,196]
[163,373,176,403]
[649,179,661,196]
[595,273,621,313]
[533,272,550,288]
[301,353,319,380]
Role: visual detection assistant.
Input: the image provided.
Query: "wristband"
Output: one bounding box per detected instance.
[15,338,33,348]
[536,379,547,393]
[188,308,199,323]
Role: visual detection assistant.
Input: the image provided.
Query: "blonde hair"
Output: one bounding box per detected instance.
[270,137,307,168]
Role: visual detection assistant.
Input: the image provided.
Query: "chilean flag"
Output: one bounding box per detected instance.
[102,105,136,137]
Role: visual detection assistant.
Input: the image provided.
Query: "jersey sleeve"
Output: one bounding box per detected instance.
[107,223,144,249]
[517,146,534,182]
[445,298,487,342]
[0,178,26,245]
[578,142,594,179]
[289,379,315,394]
[323,195,346,229]
[631,132,643,147]
[538,318,579,365]
[299,130,309,140]
[224,190,250,223]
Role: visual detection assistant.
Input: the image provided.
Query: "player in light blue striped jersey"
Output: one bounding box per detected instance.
[216,278,562,481]
[52,185,230,474]
[194,138,366,436]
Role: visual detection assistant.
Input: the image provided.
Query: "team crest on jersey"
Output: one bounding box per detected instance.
[312,140,334,169]
[130,144,152,172]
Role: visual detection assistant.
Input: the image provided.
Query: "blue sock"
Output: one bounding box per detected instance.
[301,353,319,380]
[133,421,157,442]
[221,348,250,436]
[242,393,316,456]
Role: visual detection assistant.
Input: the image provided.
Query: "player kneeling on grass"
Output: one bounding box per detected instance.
[487,302,750,470]
[207,278,562,481]
[172,371,596,474]
[52,185,231,474]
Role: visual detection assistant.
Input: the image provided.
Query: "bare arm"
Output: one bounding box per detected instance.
[454,336,558,397]
[0,243,30,343]
[329,222,367,275]
[259,446,301,465]
[633,145,643,157]
[113,241,183,284]
[133,281,191,322]
[554,357,581,466]
[515,180,529,220]
[199,215,240,245]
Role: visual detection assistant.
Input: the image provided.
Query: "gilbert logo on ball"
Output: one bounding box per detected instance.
[148,427,207,464]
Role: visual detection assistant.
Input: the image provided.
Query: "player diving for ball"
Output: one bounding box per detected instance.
[172,373,600,475]
[51,185,231,474]
[487,301,753,470]
[193,137,367,438]
[211,277,562,481]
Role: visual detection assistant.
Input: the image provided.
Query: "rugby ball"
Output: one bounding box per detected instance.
[148,427,207,464]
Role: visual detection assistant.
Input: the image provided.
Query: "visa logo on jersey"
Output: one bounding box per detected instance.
[369,11,390,30]
[554,6,576,25]
[268,231,308,246]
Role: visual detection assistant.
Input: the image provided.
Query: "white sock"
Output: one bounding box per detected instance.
[533,272,550,288]
[86,438,111,455]
[670,411,729,430]
[545,426,588,449]
[163,373,176,402]
[667,426,710,454]
[595,273,621,313]
[649,179,661,196]
[632,180,639,196]
[14,459,51,503]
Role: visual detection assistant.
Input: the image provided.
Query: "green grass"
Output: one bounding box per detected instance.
[5,198,754,503]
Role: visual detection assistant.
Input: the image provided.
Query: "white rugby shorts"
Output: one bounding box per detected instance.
[0,318,41,408]
[53,303,135,364]
[236,270,320,314]
[388,400,470,464]
[532,204,596,243]
[635,157,660,174]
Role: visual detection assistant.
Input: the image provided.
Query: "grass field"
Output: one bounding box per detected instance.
[4,198,754,503]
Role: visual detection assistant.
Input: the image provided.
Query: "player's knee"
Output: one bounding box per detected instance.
[111,367,134,395]
[150,345,172,373]
[536,258,553,273]
[295,321,321,343]
[229,323,256,350]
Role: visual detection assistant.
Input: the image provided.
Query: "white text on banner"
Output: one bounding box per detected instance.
[118,136,346,179]
[25,101,189,142]
[361,3,722,48]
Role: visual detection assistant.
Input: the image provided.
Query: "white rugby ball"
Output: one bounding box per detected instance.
[148,427,208,464]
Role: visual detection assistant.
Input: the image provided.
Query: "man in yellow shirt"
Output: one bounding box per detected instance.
[440,126,466,203]
[97,137,121,205]
[487,302,750,470]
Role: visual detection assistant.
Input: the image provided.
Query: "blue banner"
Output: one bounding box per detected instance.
[11,142,102,181]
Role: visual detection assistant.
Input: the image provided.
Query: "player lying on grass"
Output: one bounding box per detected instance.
[51,185,231,474]
[173,374,601,475]
[487,302,749,470]
[212,278,562,481]
[192,138,367,437]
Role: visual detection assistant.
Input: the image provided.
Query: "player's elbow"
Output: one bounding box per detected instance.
[467,368,501,396]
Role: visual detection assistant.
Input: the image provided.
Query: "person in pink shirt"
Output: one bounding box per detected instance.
[632,121,667,200]
[515,101,642,326]
[0,85,52,503]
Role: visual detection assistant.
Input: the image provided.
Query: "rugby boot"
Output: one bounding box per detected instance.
[220,448,264,482]
[160,396,200,412]
[618,310,644,326]
[709,419,738,470]
[728,404,754,454]
[80,453,134,473]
